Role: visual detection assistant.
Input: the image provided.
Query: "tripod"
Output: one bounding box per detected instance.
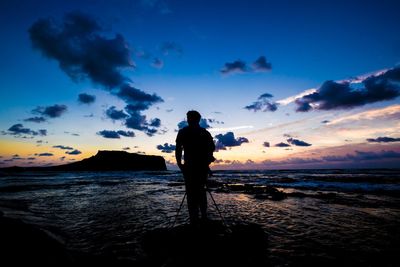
[171,186,229,231]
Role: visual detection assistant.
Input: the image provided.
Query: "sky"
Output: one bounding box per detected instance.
[0,0,399,169]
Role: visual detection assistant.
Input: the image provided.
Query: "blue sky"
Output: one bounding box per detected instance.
[0,0,399,169]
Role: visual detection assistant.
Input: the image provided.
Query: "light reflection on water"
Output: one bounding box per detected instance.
[0,170,399,265]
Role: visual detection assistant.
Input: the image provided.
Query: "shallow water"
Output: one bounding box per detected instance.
[0,169,399,265]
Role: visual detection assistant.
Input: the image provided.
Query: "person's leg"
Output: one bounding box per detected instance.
[199,185,207,220]
[185,178,199,224]
[199,170,208,220]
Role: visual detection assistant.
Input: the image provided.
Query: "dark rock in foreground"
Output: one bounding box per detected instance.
[0,212,132,266]
[0,212,71,266]
[1,150,167,172]
[141,220,268,267]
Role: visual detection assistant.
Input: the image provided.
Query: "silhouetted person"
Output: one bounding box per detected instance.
[175,110,215,225]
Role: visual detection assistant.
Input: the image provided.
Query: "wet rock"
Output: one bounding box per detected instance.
[0,214,131,266]
[141,220,268,267]
[221,184,287,201]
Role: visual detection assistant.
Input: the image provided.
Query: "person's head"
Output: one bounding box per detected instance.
[186,110,201,126]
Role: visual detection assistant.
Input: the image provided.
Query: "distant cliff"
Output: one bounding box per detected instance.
[1,151,167,172]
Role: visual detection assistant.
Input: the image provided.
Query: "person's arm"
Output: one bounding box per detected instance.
[175,144,184,171]
[175,131,184,171]
[207,131,216,163]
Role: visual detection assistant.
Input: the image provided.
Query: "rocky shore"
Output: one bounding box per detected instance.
[0,211,132,266]
[0,210,268,267]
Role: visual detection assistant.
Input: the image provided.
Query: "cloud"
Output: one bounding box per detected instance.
[275,142,291,147]
[220,60,247,75]
[117,130,135,137]
[366,136,400,143]
[53,145,73,150]
[151,58,164,69]
[208,125,253,132]
[295,67,400,112]
[64,131,80,136]
[245,100,278,112]
[105,106,129,120]
[278,157,323,165]
[251,56,272,72]
[263,142,270,147]
[276,88,318,106]
[78,93,96,104]
[221,56,272,75]
[160,42,182,55]
[66,149,82,155]
[245,92,278,112]
[294,99,312,112]
[97,130,135,139]
[37,153,53,157]
[214,132,249,150]
[287,138,312,147]
[124,108,162,136]
[117,84,163,105]
[177,118,211,129]
[258,93,273,99]
[207,119,224,124]
[149,118,161,127]
[33,104,67,118]
[322,150,400,162]
[156,143,176,153]
[116,85,164,136]
[4,124,47,136]
[327,104,400,125]
[29,12,133,88]
[12,154,23,160]
[29,12,165,135]
[24,116,46,123]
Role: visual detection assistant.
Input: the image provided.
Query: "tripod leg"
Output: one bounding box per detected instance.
[172,192,186,228]
[207,190,231,232]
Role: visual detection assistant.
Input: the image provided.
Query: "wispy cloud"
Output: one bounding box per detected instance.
[53,145,73,150]
[208,125,254,132]
[276,88,317,106]
[327,104,400,125]
[24,116,46,123]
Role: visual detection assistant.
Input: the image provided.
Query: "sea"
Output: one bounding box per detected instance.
[0,169,399,266]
